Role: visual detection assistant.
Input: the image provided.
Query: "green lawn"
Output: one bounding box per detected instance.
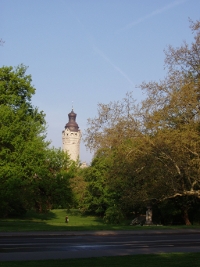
[0,209,115,231]
[1,253,200,267]
[1,209,200,232]
[0,209,125,231]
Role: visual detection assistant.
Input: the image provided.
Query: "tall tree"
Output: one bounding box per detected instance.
[0,65,75,216]
[84,20,200,225]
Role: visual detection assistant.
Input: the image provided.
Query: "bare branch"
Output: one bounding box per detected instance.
[0,39,5,46]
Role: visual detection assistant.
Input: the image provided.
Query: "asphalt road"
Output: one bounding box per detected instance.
[1,231,200,261]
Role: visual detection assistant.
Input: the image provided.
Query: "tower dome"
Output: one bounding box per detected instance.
[65,110,79,132]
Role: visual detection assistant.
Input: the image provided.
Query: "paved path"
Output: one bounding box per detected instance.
[1,228,200,237]
[1,229,200,261]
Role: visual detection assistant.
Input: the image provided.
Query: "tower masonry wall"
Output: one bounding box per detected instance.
[62,128,81,161]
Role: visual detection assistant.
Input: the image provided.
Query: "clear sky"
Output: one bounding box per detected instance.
[1,0,199,164]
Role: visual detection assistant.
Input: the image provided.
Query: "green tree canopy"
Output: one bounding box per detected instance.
[0,65,74,217]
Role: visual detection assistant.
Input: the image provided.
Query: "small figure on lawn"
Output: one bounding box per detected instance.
[65,216,69,223]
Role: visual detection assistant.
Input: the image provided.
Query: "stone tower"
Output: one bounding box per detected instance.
[62,109,81,161]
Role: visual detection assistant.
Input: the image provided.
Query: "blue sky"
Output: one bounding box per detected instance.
[1,0,199,163]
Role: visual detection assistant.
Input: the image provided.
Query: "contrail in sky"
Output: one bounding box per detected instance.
[65,3,135,87]
[119,0,189,32]
[93,46,135,87]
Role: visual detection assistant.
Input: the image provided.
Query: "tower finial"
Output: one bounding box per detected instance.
[72,101,73,111]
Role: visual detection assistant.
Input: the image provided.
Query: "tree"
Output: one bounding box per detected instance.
[136,20,200,224]
[0,65,48,216]
[30,148,75,212]
[138,20,200,202]
[80,149,112,216]
[84,20,200,225]
[70,169,87,208]
[0,65,75,216]
[84,92,138,152]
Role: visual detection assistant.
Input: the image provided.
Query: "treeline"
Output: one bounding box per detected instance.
[76,20,200,225]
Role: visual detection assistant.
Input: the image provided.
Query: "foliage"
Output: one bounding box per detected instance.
[70,168,87,207]
[83,20,200,225]
[0,65,74,217]
[103,205,125,224]
[30,148,75,212]
[80,149,113,216]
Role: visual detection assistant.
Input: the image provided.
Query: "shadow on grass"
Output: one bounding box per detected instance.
[0,221,131,232]
[1,209,200,232]
[0,209,111,232]
[66,209,106,223]
[1,221,199,232]
[24,210,57,221]
[0,221,59,231]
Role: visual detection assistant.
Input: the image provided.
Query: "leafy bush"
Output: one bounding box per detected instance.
[103,206,125,224]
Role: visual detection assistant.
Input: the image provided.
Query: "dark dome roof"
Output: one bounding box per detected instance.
[65,109,79,132]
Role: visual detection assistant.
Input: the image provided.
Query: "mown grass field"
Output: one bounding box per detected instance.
[1,253,200,267]
[1,209,200,232]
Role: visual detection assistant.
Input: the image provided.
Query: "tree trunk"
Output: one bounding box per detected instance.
[182,209,191,225]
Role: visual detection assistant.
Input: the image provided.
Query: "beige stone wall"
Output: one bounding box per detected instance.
[62,128,81,161]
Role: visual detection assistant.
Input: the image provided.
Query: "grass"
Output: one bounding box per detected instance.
[1,209,200,232]
[1,253,200,267]
[0,209,121,231]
